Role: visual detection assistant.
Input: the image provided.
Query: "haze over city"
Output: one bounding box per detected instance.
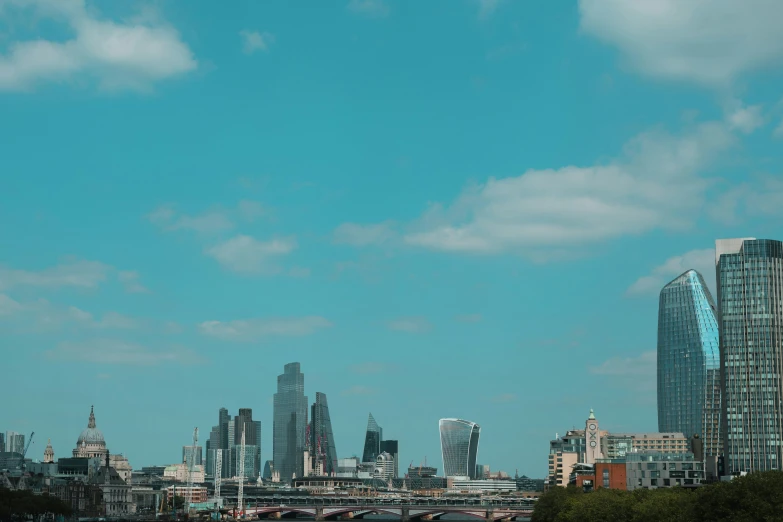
[2,0,783,483]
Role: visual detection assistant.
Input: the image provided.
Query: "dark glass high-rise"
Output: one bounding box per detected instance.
[310,392,338,475]
[362,413,382,463]
[273,362,308,480]
[657,269,721,456]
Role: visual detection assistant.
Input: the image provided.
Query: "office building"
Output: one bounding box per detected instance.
[205,426,220,477]
[361,413,382,463]
[716,238,783,473]
[5,432,24,455]
[182,445,203,466]
[380,440,399,478]
[0,433,4,453]
[310,392,338,475]
[234,408,261,476]
[625,452,704,490]
[218,408,230,450]
[273,362,308,480]
[439,418,481,479]
[373,452,395,481]
[657,269,721,456]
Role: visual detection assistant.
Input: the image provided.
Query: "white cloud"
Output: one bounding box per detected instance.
[589,350,657,391]
[709,175,783,223]
[46,339,200,365]
[0,296,139,331]
[0,0,197,92]
[238,200,266,221]
[333,222,396,246]
[240,30,275,54]
[774,120,783,138]
[288,267,311,278]
[627,248,715,296]
[347,0,389,17]
[404,122,733,257]
[726,102,765,134]
[205,235,296,274]
[118,270,150,294]
[198,316,332,341]
[0,294,23,316]
[455,313,483,323]
[349,362,396,374]
[578,0,783,86]
[476,0,504,18]
[341,385,376,397]
[0,259,110,290]
[387,316,432,333]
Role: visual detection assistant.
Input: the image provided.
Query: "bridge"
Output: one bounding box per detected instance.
[208,497,535,521]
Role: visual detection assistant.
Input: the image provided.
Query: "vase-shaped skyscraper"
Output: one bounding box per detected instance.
[716,238,783,474]
[310,392,338,475]
[273,362,308,481]
[439,418,480,479]
[657,269,721,457]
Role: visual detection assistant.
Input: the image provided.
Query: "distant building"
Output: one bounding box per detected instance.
[361,413,382,464]
[73,406,109,459]
[716,238,783,474]
[515,475,545,492]
[164,462,205,483]
[657,270,721,456]
[182,445,203,466]
[475,464,489,479]
[310,392,338,475]
[166,485,208,505]
[373,452,394,481]
[43,439,55,463]
[0,433,4,453]
[450,479,516,493]
[263,460,274,480]
[5,432,24,455]
[439,418,480,479]
[336,457,359,478]
[273,362,308,481]
[380,440,399,478]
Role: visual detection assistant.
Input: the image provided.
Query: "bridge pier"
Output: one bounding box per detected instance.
[315,507,325,521]
[401,507,409,522]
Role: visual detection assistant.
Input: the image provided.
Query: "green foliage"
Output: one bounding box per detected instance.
[532,471,783,522]
[0,487,73,521]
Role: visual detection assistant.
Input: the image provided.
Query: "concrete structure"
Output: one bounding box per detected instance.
[716,238,783,474]
[625,452,704,490]
[657,270,721,456]
[439,418,481,479]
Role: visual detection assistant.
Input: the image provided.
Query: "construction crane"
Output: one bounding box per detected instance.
[237,428,246,519]
[15,432,35,491]
[185,427,198,517]
[214,450,223,499]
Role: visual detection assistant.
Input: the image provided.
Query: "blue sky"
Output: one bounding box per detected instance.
[1,0,783,478]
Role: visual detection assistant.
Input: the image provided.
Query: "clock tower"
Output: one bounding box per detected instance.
[585,408,602,464]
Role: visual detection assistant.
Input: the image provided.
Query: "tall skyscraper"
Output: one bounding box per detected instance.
[716,238,783,473]
[380,440,399,478]
[206,426,220,477]
[310,392,338,475]
[361,413,382,463]
[657,269,721,456]
[5,432,25,455]
[439,418,480,479]
[218,408,230,450]
[273,362,308,480]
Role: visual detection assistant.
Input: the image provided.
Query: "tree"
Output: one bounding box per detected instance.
[0,488,72,521]
[530,486,582,522]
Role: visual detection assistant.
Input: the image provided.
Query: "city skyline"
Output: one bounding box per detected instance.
[3,0,783,479]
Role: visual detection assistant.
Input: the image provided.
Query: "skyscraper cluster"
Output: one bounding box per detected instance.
[657,237,783,476]
[205,407,261,480]
[361,413,399,478]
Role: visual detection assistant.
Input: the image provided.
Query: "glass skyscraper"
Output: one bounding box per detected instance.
[439,418,480,479]
[310,392,338,475]
[657,269,721,456]
[273,362,308,480]
[361,413,382,464]
[716,238,783,473]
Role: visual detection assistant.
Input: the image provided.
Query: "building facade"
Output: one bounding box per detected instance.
[380,440,399,478]
[716,238,783,473]
[373,452,394,481]
[182,445,203,466]
[5,432,24,455]
[273,362,308,480]
[361,413,382,464]
[310,392,338,475]
[439,418,480,479]
[625,452,704,490]
[657,269,721,456]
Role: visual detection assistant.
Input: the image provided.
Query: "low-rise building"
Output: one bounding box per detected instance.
[625,452,703,490]
[166,485,208,504]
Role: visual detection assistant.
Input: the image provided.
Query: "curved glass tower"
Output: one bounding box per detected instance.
[657,269,721,456]
[439,418,480,479]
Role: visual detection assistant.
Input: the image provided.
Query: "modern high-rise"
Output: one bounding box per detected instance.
[234,408,261,476]
[439,418,480,479]
[273,362,308,481]
[657,269,721,456]
[0,433,5,453]
[361,413,382,463]
[5,432,24,455]
[716,238,783,473]
[218,408,230,450]
[182,445,203,466]
[310,392,338,475]
[380,440,399,478]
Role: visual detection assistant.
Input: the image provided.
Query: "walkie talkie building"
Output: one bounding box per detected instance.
[439,418,480,479]
[657,269,721,456]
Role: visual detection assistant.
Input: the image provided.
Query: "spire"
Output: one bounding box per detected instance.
[88,405,96,428]
[588,408,595,420]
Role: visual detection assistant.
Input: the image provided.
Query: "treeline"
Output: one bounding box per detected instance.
[531,470,783,522]
[0,488,73,521]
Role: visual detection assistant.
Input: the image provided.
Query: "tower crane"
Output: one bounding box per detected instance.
[185,427,198,517]
[214,450,223,499]
[16,432,35,491]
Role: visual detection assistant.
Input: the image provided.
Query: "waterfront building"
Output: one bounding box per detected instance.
[380,440,399,478]
[273,362,308,480]
[361,413,382,464]
[5,431,24,455]
[182,445,203,466]
[439,418,480,479]
[625,452,703,490]
[310,392,338,475]
[716,238,783,474]
[657,269,721,456]
[450,478,517,493]
[603,432,689,458]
